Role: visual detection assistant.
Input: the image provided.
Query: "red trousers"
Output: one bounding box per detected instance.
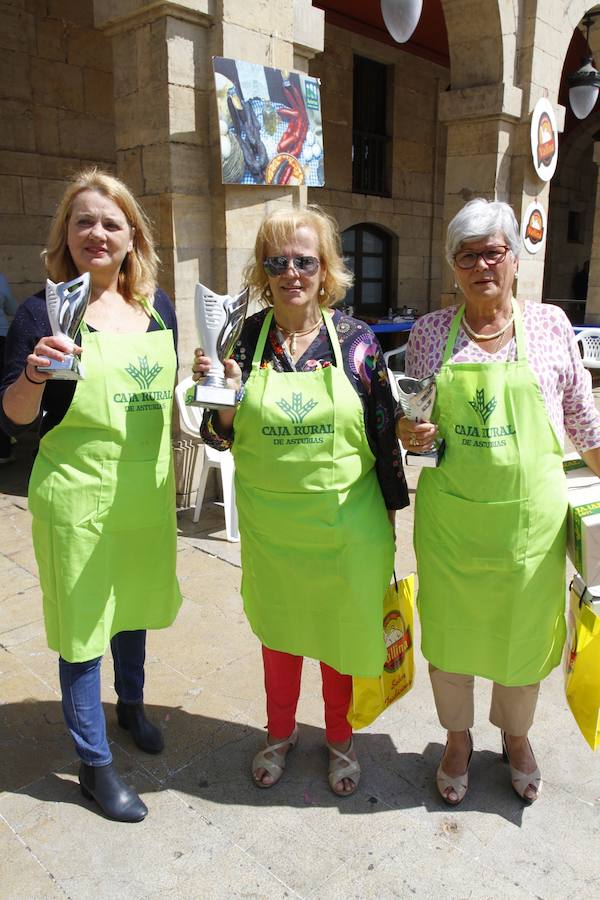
[262,645,352,742]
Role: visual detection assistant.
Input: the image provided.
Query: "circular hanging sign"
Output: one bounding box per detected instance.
[530,98,558,182]
[521,201,547,254]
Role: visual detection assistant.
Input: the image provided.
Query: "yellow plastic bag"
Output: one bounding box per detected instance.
[564,581,600,751]
[348,574,415,730]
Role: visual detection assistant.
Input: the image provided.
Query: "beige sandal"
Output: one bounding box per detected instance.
[501,732,542,803]
[251,727,298,788]
[436,730,473,806]
[328,740,361,796]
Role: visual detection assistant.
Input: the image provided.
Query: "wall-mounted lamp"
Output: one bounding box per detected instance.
[569,12,600,120]
[380,0,423,44]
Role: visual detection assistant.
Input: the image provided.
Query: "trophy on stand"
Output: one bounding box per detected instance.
[191,283,249,409]
[396,374,444,466]
[36,272,91,380]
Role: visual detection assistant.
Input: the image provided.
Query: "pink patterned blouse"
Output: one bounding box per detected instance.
[405,301,600,453]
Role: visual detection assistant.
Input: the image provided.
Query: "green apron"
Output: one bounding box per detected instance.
[232,310,395,677]
[29,301,182,663]
[414,300,567,685]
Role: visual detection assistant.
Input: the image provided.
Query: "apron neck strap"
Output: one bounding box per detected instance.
[442,297,524,364]
[251,308,340,367]
[80,296,166,335]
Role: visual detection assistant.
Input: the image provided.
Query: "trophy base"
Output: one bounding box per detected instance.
[404,440,445,468]
[36,355,84,381]
[190,382,237,410]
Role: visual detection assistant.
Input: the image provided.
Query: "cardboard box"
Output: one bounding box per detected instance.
[564,454,600,586]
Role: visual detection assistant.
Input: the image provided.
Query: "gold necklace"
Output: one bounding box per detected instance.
[462,314,514,341]
[275,317,322,355]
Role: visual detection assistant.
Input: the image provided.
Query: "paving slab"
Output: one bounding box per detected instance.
[1,436,599,900]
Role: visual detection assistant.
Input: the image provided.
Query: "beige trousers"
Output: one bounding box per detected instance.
[429,665,540,736]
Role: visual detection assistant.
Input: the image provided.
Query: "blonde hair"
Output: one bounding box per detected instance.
[243,205,353,307]
[43,168,159,303]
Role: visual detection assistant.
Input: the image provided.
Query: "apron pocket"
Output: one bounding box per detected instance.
[436,491,529,570]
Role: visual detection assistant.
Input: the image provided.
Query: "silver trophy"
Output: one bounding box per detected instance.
[36,272,91,380]
[191,283,249,409]
[396,374,443,465]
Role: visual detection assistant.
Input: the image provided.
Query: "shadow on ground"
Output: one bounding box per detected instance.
[2,699,529,826]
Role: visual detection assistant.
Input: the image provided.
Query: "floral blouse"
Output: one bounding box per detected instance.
[201,307,409,510]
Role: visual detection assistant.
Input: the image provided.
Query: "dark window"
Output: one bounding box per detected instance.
[568,210,584,243]
[342,224,392,315]
[352,56,389,196]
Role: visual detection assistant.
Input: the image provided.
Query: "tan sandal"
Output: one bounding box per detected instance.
[501,732,542,803]
[251,727,298,788]
[436,730,473,806]
[328,740,361,796]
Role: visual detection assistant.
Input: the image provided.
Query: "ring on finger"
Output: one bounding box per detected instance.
[409,436,418,447]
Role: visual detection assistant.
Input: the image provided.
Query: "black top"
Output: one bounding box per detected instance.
[201,307,409,511]
[0,289,178,438]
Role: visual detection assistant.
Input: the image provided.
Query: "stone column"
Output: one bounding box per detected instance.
[94,0,323,503]
[584,142,600,324]
[94,0,323,369]
[94,1,214,372]
[208,0,324,313]
[438,83,522,306]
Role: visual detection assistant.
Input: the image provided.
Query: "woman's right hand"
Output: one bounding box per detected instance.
[192,348,242,392]
[395,416,438,453]
[26,335,81,383]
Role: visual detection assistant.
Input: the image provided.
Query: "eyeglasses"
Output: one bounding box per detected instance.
[263,255,320,277]
[454,246,510,270]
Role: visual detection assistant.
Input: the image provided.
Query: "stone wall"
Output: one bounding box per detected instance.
[309,23,449,315]
[0,1,115,301]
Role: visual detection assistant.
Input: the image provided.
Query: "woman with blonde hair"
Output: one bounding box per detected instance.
[0,168,182,822]
[195,205,408,795]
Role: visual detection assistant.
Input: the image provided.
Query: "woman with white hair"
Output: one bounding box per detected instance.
[397,198,600,805]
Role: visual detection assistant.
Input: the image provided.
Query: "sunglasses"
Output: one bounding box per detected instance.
[454,246,510,270]
[263,255,320,277]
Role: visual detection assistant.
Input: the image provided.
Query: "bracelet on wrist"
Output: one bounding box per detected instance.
[24,366,45,385]
[234,383,245,405]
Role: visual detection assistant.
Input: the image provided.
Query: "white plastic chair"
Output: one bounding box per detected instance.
[384,344,407,374]
[174,376,239,542]
[576,329,600,369]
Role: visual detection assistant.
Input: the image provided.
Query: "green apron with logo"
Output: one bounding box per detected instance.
[232,310,394,677]
[414,300,567,685]
[29,302,182,663]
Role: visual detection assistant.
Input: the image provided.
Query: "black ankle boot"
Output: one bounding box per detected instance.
[116,700,164,754]
[79,762,148,822]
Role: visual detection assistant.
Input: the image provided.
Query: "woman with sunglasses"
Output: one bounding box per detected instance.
[194,205,408,795]
[397,198,600,805]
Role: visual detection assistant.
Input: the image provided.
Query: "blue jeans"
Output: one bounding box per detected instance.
[59,630,146,766]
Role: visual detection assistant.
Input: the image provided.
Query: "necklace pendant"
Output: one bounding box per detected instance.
[290,333,297,355]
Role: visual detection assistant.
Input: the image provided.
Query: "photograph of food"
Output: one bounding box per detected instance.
[213,57,325,187]
[525,209,544,243]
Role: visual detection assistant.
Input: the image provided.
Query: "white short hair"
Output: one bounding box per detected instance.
[446,199,520,266]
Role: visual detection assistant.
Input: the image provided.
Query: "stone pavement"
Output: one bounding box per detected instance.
[1,436,599,900]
